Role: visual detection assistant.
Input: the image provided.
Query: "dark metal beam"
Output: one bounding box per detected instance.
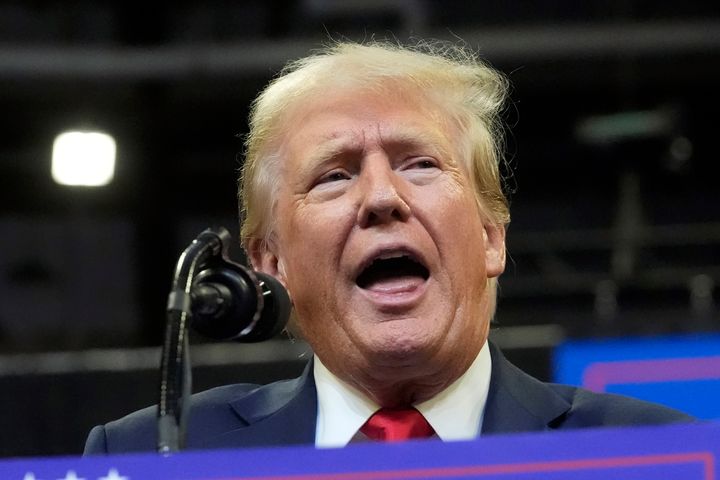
[0,21,718,80]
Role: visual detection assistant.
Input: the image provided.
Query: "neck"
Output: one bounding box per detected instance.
[338,343,484,408]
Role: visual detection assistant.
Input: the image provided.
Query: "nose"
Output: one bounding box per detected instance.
[356,157,411,228]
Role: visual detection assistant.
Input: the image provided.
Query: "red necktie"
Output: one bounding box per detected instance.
[360,408,434,442]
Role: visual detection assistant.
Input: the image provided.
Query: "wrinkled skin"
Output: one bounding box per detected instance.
[249,89,505,407]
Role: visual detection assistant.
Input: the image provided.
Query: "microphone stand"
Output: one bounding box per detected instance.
[156,226,290,454]
[157,228,227,454]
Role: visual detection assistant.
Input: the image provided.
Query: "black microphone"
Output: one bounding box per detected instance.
[157,227,291,453]
[190,260,291,342]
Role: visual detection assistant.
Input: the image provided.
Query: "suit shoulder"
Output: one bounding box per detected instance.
[548,383,694,428]
[87,382,262,454]
[118,382,262,424]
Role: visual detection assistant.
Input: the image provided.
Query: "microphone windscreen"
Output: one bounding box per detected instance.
[190,266,290,343]
[240,272,290,343]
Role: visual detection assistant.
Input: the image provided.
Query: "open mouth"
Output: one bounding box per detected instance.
[356,254,430,290]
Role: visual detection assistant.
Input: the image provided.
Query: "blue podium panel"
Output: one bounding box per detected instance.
[554,334,720,419]
[2,422,718,480]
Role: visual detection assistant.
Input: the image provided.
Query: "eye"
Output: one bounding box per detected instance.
[413,159,436,169]
[317,169,351,184]
[405,157,439,170]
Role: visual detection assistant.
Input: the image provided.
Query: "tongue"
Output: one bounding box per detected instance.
[362,275,425,293]
[356,256,429,292]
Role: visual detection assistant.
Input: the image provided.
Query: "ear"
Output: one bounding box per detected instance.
[246,237,289,289]
[483,223,506,278]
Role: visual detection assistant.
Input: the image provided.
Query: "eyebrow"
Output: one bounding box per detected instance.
[378,125,453,160]
[308,135,360,163]
[294,123,455,180]
[294,135,362,180]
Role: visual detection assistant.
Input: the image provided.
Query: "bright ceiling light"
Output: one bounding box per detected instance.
[51,131,116,186]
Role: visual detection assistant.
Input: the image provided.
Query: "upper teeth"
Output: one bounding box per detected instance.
[376,251,409,261]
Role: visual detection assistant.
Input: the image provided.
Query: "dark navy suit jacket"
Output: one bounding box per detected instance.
[84,343,693,454]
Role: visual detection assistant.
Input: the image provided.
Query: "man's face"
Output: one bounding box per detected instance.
[252,89,505,399]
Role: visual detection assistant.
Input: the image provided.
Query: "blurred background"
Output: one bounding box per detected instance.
[0,0,718,458]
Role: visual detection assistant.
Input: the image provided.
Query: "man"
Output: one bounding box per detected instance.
[85,40,691,454]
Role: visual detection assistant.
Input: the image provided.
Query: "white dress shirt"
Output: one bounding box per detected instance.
[314,341,492,447]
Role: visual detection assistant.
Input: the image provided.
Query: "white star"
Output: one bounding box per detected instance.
[98,469,129,480]
[23,473,38,480]
[57,471,85,480]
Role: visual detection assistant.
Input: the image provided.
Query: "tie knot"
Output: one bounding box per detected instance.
[360,408,434,442]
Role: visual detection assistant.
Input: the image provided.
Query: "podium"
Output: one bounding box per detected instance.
[3,422,718,479]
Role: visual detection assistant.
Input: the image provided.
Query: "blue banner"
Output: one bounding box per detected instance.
[554,334,720,419]
[2,422,718,479]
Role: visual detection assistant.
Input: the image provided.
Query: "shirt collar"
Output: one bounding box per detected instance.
[314,341,492,447]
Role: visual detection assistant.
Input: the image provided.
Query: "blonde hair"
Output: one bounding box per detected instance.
[239,40,510,248]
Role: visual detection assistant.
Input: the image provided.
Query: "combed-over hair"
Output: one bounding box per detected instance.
[239,40,510,248]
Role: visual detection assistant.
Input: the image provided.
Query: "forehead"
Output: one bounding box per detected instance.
[279,88,459,165]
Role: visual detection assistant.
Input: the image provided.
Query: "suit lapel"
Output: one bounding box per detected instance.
[201,361,317,449]
[193,344,569,447]
[482,343,570,434]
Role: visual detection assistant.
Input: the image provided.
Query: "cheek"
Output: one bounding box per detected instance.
[279,202,351,280]
[431,191,489,282]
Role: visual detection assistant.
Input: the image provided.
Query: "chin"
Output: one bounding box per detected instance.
[362,325,439,365]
